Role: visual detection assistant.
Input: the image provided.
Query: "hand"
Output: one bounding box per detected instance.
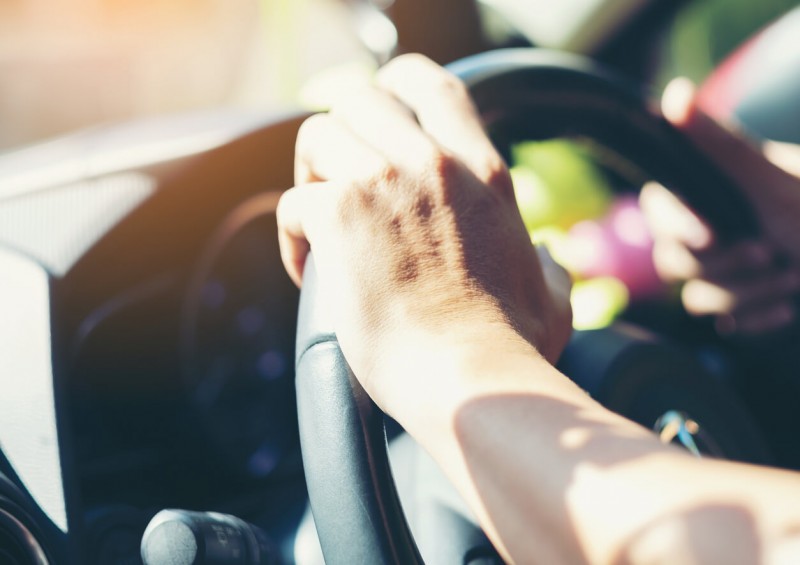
[277,54,572,417]
[641,78,800,336]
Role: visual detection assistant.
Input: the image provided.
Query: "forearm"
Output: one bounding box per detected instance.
[387,330,800,564]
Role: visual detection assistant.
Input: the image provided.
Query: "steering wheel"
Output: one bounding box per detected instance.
[294,48,762,564]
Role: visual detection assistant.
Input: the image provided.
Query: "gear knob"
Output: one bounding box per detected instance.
[141,509,279,565]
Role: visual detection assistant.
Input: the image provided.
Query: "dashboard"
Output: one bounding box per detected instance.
[0,110,311,563]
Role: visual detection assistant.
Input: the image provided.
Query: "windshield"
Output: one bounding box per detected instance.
[0,0,795,152]
[0,0,371,151]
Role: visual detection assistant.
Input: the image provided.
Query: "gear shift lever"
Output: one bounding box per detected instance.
[140,509,280,565]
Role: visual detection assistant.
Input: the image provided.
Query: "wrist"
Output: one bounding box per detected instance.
[370,323,581,447]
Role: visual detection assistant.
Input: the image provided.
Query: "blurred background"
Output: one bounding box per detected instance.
[1,0,796,150]
[1,0,797,329]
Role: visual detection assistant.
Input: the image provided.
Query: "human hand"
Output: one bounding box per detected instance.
[641,78,800,336]
[277,54,572,417]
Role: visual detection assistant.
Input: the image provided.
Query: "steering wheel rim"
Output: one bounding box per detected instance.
[449,48,758,240]
[294,48,760,565]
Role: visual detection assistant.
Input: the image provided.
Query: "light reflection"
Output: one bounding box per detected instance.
[246,441,281,477]
[257,350,287,381]
[237,307,266,337]
[200,280,227,310]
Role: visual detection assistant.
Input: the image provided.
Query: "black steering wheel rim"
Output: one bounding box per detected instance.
[294,48,760,565]
[449,49,758,240]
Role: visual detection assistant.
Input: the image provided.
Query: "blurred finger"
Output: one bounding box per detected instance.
[651,240,705,282]
[653,238,773,283]
[681,270,800,316]
[376,54,510,191]
[682,279,732,316]
[716,302,796,336]
[329,84,438,171]
[640,181,713,250]
[295,113,386,185]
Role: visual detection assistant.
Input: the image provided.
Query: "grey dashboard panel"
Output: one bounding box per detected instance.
[0,110,303,279]
[0,247,65,532]
[0,109,308,562]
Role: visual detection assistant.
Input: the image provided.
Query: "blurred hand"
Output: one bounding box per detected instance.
[641,78,800,336]
[277,54,572,415]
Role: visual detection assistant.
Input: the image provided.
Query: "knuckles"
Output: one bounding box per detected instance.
[427,71,470,104]
[380,53,471,101]
[424,149,462,191]
[483,158,514,196]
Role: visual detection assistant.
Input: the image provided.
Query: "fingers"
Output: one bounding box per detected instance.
[676,263,800,336]
[654,80,800,336]
[681,271,800,315]
[287,55,508,285]
[295,113,386,185]
[641,178,798,335]
[276,182,341,287]
[685,271,799,336]
[652,239,772,282]
[648,188,800,331]
[640,182,713,251]
[376,54,510,192]
[640,181,774,282]
[297,54,508,195]
[328,83,439,172]
[641,181,716,282]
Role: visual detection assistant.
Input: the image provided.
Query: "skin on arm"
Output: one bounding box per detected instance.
[641,78,800,336]
[277,54,800,564]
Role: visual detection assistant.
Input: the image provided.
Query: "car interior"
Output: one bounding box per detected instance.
[0,0,799,563]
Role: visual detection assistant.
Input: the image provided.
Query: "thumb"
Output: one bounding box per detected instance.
[276,181,342,287]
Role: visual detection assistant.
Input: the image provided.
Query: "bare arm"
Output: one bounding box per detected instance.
[277,54,800,564]
[393,332,800,564]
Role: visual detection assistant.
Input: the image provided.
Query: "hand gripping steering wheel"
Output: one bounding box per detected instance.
[294,48,760,565]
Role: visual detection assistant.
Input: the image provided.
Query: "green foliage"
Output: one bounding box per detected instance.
[659,0,798,86]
